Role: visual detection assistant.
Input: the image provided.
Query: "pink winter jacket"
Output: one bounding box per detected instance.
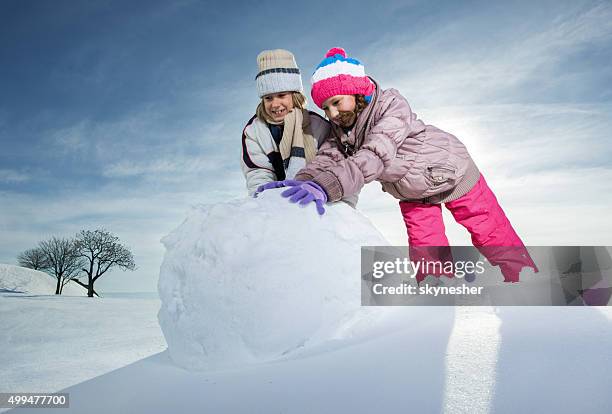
[295,79,481,203]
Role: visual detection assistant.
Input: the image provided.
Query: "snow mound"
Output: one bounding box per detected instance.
[157,189,389,370]
[0,263,86,296]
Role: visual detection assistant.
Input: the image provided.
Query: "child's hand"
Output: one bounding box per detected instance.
[281,181,328,216]
[254,180,302,197]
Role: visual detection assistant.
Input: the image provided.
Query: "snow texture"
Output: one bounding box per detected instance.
[2,252,612,412]
[0,294,166,400]
[157,189,389,370]
[4,302,612,414]
[0,264,86,296]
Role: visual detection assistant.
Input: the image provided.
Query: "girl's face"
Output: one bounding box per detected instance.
[322,95,357,128]
[263,92,294,122]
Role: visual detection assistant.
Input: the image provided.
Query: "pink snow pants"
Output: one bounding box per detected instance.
[399,174,538,283]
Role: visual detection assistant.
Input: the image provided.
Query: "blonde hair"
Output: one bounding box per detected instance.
[256,92,307,123]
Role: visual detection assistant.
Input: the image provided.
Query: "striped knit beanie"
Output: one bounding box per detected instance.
[256,49,304,98]
[310,47,375,109]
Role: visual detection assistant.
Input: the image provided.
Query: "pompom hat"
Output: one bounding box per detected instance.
[310,47,375,109]
[256,49,304,98]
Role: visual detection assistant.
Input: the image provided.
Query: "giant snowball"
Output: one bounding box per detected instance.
[158,188,389,370]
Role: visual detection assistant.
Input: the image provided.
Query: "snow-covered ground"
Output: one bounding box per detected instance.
[2,294,611,413]
[0,293,166,405]
[0,264,86,296]
[2,194,612,413]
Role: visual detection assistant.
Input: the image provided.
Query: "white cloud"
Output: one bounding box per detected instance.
[43,104,241,194]
[102,156,225,178]
[0,169,30,183]
[51,120,91,155]
[361,1,612,106]
[418,102,612,175]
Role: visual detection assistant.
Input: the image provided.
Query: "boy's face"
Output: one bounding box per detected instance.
[263,92,294,122]
[322,95,357,128]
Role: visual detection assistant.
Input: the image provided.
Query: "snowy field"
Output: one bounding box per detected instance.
[0,293,166,403]
[2,292,612,413]
[0,264,86,296]
[2,195,612,413]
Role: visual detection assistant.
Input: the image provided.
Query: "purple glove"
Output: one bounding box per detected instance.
[281,181,328,215]
[253,180,302,198]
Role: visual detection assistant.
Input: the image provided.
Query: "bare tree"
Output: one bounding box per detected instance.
[38,237,83,295]
[17,247,49,270]
[74,229,136,298]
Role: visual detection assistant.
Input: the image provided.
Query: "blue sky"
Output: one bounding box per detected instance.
[1,0,611,292]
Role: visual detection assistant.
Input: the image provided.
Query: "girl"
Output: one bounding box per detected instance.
[241,49,331,196]
[256,47,538,283]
